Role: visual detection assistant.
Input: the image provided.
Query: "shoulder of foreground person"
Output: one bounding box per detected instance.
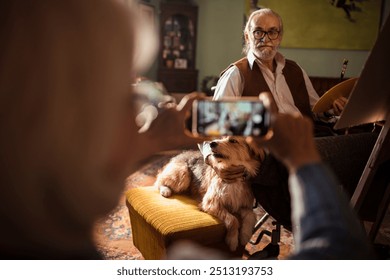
[287,163,375,260]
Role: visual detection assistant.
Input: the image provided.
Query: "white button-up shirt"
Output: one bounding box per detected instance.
[213,50,319,116]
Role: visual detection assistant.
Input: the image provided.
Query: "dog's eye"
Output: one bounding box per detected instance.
[228,138,238,144]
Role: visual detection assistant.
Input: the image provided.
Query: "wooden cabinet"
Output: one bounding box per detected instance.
[158,2,198,93]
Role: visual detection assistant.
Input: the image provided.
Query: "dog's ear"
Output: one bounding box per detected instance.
[243,142,266,178]
[247,142,266,163]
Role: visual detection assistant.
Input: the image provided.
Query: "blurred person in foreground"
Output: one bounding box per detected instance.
[0,0,199,259]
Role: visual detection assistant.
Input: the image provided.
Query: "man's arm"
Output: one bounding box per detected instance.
[289,163,374,259]
[301,67,320,109]
[213,66,243,100]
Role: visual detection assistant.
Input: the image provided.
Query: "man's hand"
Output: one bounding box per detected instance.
[139,92,207,151]
[332,96,348,116]
[248,113,321,173]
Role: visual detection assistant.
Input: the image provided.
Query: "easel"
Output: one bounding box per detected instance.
[350,113,390,241]
[333,14,390,243]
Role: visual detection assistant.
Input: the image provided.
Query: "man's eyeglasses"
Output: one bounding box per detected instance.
[252,29,280,40]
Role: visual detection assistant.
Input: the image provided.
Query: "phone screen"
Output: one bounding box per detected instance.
[192,99,270,137]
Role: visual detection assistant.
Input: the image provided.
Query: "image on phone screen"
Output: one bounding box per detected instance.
[193,100,269,137]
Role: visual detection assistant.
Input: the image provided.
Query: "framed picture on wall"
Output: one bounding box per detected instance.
[244,0,383,50]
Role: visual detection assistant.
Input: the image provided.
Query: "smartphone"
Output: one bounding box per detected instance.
[192,98,271,137]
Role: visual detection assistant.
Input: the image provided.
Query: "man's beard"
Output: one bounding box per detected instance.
[252,43,277,61]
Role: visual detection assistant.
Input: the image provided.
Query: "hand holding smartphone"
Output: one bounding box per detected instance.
[192,97,271,137]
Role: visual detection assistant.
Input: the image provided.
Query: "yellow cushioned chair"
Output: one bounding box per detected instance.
[126,186,238,259]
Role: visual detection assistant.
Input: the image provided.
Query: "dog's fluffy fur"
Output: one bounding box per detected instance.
[155,136,264,251]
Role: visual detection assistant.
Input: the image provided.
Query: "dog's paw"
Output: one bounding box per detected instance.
[240,211,257,245]
[159,185,172,197]
[226,236,238,252]
[239,227,253,245]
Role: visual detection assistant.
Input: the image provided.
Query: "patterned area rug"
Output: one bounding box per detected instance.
[94,205,143,260]
[93,151,295,260]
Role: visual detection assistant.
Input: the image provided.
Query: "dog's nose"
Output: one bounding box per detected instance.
[210,141,218,148]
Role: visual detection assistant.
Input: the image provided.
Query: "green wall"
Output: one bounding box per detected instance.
[194,0,244,83]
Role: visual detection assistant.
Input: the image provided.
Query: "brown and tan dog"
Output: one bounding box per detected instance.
[155,136,264,251]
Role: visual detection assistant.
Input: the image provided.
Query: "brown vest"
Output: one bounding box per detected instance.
[221,57,312,118]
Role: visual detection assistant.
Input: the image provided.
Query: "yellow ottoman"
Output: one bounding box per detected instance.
[126,186,233,259]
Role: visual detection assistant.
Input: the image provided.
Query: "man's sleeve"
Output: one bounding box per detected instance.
[212,66,243,100]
